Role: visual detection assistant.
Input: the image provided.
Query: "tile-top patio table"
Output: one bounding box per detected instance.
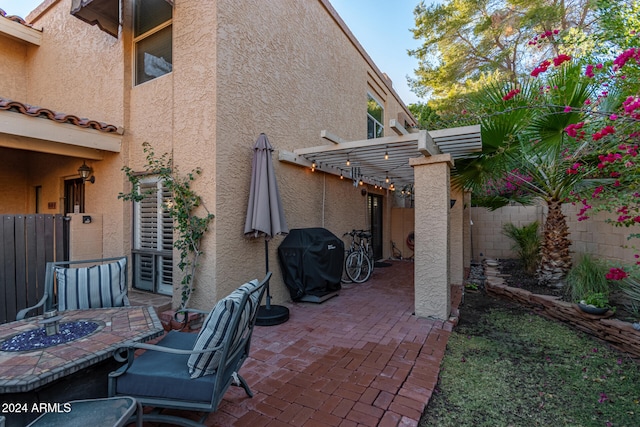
[26,396,141,427]
[0,306,164,394]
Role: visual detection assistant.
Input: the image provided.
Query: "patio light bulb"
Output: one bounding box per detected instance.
[359,179,363,186]
[312,160,317,169]
[385,173,389,184]
[346,157,350,166]
[384,150,389,160]
[340,171,344,179]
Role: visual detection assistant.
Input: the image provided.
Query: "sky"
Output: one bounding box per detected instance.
[0,0,426,105]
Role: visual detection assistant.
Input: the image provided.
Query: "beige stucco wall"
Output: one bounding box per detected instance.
[0,148,30,212]
[411,154,452,320]
[1,0,415,311]
[471,204,639,267]
[0,0,127,258]
[470,205,544,260]
[0,36,29,100]
[449,186,464,284]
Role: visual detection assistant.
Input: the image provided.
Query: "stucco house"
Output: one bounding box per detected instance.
[0,0,477,321]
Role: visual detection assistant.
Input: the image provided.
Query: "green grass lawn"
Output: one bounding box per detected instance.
[420,294,640,427]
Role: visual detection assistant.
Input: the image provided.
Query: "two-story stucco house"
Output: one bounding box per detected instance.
[0,0,477,320]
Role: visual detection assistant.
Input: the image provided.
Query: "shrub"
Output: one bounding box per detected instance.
[564,254,610,303]
[502,222,540,275]
[620,275,640,316]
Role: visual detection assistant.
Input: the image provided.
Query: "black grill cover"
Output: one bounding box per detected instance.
[278,228,344,301]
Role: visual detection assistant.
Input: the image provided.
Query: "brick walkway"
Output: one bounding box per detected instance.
[183,260,461,427]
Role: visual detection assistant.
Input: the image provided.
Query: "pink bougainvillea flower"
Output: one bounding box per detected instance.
[585,64,595,78]
[610,114,618,120]
[606,267,628,280]
[531,60,551,77]
[553,54,572,66]
[613,48,640,70]
[502,88,521,101]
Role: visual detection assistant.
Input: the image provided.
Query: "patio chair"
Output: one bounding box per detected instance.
[107,272,271,427]
[16,256,129,320]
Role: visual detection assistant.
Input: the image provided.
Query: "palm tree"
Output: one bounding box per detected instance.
[454,61,600,287]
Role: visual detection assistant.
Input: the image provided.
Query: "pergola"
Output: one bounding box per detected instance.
[279,125,481,189]
[280,124,482,320]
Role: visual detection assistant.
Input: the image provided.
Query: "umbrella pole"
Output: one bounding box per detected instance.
[264,239,272,309]
[256,239,289,326]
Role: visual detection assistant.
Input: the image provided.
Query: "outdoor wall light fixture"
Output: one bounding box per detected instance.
[78,161,95,184]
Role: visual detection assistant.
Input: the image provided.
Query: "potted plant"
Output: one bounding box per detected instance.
[578,291,613,315]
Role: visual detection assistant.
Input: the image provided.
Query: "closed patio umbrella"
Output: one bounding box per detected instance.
[244,133,289,325]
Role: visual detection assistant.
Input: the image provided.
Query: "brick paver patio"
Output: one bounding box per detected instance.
[170,260,462,427]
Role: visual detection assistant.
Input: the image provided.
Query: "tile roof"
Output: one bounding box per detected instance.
[0,97,122,133]
[0,8,35,28]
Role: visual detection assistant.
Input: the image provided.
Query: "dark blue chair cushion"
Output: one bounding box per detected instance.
[115,331,217,403]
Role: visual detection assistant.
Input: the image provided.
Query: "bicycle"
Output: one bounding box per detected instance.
[343,230,373,283]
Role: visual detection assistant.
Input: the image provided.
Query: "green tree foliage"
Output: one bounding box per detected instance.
[409,0,596,101]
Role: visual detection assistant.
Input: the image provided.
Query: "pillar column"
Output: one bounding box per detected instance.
[450,185,464,285]
[409,154,453,320]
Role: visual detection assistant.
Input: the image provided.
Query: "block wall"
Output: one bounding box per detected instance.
[472,204,639,266]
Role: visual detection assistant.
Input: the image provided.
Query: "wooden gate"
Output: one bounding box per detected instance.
[0,215,69,323]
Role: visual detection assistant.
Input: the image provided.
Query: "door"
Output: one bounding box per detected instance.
[368,194,383,260]
[64,178,85,214]
[132,176,173,295]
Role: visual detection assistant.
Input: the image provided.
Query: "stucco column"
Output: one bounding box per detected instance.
[449,185,464,285]
[409,154,453,320]
[463,190,472,270]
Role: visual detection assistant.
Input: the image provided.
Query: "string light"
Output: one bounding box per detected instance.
[359,179,363,186]
[385,173,389,184]
[384,148,389,160]
[340,170,344,179]
[346,157,350,166]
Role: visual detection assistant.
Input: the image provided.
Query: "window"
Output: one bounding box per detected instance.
[134,0,173,85]
[132,177,173,295]
[367,94,384,139]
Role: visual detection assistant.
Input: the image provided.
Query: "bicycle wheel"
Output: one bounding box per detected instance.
[346,251,372,283]
[345,251,361,283]
[341,251,353,283]
[359,252,373,282]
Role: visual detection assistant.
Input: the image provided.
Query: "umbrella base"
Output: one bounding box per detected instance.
[256,304,289,326]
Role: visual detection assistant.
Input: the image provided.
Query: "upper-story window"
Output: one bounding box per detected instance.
[367,93,384,139]
[134,0,173,85]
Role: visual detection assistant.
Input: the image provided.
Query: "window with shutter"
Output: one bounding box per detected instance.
[132,176,173,295]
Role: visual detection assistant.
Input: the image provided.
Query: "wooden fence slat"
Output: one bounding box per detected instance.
[26,215,39,312]
[0,215,6,324]
[44,214,55,265]
[3,216,17,322]
[0,214,67,324]
[54,215,64,262]
[14,215,27,315]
